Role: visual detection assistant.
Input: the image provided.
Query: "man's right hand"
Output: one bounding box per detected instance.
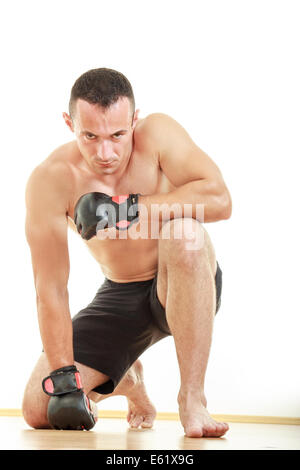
[42,365,97,430]
[74,191,140,239]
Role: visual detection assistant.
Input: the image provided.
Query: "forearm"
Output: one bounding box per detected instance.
[139,179,231,230]
[37,290,74,370]
[73,180,231,241]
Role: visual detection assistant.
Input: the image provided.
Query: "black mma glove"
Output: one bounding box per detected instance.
[42,365,96,430]
[74,192,140,240]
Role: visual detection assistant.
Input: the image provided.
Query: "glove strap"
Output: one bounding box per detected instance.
[112,193,140,230]
[42,365,83,396]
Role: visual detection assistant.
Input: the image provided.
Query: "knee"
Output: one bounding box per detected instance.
[22,392,49,429]
[160,218,206,252]
[159,218,208,268]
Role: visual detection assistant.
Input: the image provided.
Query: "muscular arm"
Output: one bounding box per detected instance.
[139,113,232,226]
[73,114,232,242]
[25,163,73,370]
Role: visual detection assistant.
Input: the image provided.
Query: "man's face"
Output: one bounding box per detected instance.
[66,97,138,175]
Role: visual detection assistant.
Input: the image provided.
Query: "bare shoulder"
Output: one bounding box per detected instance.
[135,112,190,150]
[27,141,76,185]
[136,112,174,135]
[145,111,189,127]
[25,142,76,210]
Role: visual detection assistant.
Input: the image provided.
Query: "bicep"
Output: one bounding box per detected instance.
[153,113,224,188]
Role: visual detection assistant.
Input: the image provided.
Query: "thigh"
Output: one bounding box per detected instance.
[156,219,217,310]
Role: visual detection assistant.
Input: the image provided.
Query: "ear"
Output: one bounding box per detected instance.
[62,112,74,132]
[131,109,140,129]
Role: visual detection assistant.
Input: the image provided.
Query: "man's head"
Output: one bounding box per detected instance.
[63,68,139,175]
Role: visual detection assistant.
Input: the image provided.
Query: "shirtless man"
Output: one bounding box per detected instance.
[22,68,232,438]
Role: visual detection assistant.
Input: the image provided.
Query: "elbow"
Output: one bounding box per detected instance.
[36,285,69,304]
[207,179,232,221]
[219,190,232,220]
[206,179,232,221]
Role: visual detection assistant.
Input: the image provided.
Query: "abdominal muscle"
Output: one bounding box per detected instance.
[84,231,160,283]
[68,216,159,282]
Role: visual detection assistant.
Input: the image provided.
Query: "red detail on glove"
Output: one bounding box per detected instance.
[116,220,130,229]
[112,195,129,205]
[44,377,54,394]
[75,372,82,389]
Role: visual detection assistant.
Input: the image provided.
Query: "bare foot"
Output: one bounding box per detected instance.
[178,392,229,438]
[126,360,157,429]
[88,360,156,428]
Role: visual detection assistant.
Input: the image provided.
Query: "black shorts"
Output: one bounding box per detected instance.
[72,262,223,395]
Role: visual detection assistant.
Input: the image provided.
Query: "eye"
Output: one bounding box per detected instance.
[113,134,123,139]
[85,133,96,140]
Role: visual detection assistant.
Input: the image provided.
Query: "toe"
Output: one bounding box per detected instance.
[127,410,132,423]
[185,426,204,438]
[141,416,154,428]
[214,422,228,437]
[130,415,144,429]
[203,424,217,437]
[128,413,135,426]
[221,422,229,435]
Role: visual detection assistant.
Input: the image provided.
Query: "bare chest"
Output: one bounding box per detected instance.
[67,151,172,221]
[65,149,174,281]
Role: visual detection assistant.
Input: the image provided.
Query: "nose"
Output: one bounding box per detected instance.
[96,140,113,162]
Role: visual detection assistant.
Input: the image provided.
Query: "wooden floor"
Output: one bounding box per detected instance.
[1,416,300,450]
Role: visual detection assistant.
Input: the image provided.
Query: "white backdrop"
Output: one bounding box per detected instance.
[0,0,299,418]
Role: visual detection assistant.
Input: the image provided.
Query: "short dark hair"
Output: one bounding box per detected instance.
[69,68,135,120]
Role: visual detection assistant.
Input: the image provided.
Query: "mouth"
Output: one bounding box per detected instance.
[95,161,114,167]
